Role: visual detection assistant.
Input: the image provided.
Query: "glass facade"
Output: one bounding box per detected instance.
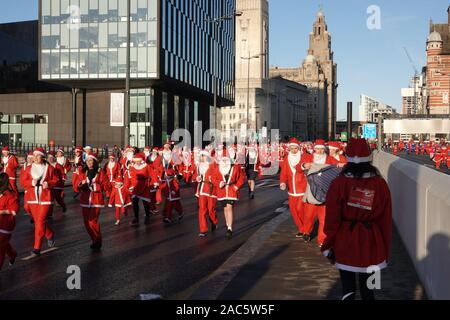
[161,0,235,102]
[0,114,49,145]
[129,88,153,148]
[40,0,158,80]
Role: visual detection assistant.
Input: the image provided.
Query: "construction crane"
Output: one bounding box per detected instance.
[403,47,419,114]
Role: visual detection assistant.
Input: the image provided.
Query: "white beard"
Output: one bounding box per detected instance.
[56,156,65,166]
[31,163,45,181]
[75,155,81,164]
[2,156,8,164]
[150,154,157,162]
[219,163,232,176]
[144,151,150,158]
[163,151,172,162]
[199,162,209,176]
[313,153,327,164]
[229,150,236,160]
[249,150,257,159]
[108,161,116,169]
[126,152,134,161]
[288,152,301,168]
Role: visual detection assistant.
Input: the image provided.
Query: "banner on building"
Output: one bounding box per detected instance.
[110,93,125,127]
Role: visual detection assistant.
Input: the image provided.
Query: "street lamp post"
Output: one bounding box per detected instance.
[124,0,131,146]
[207,11,243,133]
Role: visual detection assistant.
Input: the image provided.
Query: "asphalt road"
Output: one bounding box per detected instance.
[384,150,450,175]
[0,176,286,300]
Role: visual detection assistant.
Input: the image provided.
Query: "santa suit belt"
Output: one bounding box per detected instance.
[343,219,372,232]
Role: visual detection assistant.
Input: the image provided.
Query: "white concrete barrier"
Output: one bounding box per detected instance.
[373,151,450,300]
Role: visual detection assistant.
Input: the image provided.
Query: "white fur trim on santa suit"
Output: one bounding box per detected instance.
[335,261,388,274]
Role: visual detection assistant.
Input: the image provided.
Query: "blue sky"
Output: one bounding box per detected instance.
[0,0,448,120]
[270,0,449,120]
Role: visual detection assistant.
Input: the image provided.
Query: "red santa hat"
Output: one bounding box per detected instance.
[47,151,56,158]
[144,146,151,152]
[124,145,134,153]
[133,153,146,161]
[33,148,46,157]
[313,139,326,149]
[288,138,301,148]
[346,138,372,164]
[2,146,10,152]
[86,153,98,161]
[164,141,173,148]
[56,148,65,154]
[328,141,340,150]
[108,153,116,159]
[86,153,99,162]
[75,146,83,153]
[27,151,34,158]
[210,149,216,157]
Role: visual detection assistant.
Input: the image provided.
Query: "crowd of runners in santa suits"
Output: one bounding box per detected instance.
[0,138,393,301]
[387,138,450,169]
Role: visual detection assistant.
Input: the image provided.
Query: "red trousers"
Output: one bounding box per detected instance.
[156,188,163,204]
[115,207,128,220]
[0,234,17,270]
[164,200,183,219]
[303,203,326,245]
[82,207,102,244]
[183,173,192,184]
[198,196,218,233]
[53,189,66,210]
[288,196,305,234]
[29,204,54,250]
[9,180,18,194]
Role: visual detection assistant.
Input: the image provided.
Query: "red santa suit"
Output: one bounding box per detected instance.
[148,149,163,207]
[193,152,218,234]
[56,151,72,178]
[162,168,183,221]
[22,151,58,251]
[322,139,392,274]
[108,171,132,221]
[72,155,106,248]
[212,160,245,203]
[178,151,196,184]
[50,160,67,212]
[301,140,335,245]
[20,153,34,214]
[127,161,158,203]
[103,158,121,198]
[1,148,19,194]
[0,189,18,270]
[280,138,308,234]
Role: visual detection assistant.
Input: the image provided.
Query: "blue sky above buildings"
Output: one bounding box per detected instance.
[0,0,448,120]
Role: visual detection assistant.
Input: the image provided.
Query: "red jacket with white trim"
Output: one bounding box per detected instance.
[50,163,65,189]
[127,163,158,202]
[1,155,19,182]
[72,168,107,208]
[322,174,392,271]
[279,155,308,197]
[0,190,19,233]
[192,162,217,198]
[108,173,132,208]
[212,164,245,201]
[21,163,58,206]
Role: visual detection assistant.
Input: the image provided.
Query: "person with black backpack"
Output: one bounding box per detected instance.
[321,138,392,300]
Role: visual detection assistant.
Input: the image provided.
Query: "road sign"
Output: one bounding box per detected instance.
[363,124,377,139]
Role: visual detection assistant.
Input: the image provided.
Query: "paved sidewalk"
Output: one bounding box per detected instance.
[218,216,427,300]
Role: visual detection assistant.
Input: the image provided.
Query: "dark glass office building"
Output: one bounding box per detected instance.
[38,0,236,147]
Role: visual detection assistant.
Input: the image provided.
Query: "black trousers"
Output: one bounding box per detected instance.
[132,197,150,219]
[339,270,375,300]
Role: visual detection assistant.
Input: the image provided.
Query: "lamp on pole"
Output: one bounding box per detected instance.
[206,11,243,132]
[124,0,131,146]
[241,53,266,132]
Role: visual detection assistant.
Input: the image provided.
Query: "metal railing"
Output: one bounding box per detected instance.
[0,142,110,160]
